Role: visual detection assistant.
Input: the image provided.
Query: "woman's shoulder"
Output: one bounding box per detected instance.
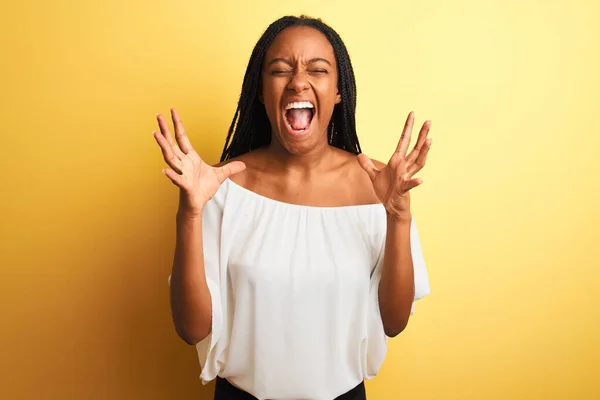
[212,147,385,208]
[330,148,385,206]
[212,149,269,188]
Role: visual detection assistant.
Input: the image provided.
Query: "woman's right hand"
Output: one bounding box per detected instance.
[153,108,246,217]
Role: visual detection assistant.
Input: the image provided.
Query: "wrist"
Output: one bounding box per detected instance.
[177,189,206,220]
[386,210,412,225]
[176,206,204,221]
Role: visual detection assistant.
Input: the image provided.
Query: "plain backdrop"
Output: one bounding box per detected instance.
[1,0,599,399]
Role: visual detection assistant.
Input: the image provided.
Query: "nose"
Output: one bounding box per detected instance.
[286,71,310,93]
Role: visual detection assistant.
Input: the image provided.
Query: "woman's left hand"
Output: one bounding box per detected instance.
[358,111,432,220]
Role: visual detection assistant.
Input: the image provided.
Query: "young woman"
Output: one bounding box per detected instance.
[154,15,432,400]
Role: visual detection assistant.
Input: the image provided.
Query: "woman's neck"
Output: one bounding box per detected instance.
[265,139,336,179]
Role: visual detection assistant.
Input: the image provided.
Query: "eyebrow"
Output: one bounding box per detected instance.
[267,57,332,67]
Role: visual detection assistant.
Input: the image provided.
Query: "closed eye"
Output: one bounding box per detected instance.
[271,70,292,75]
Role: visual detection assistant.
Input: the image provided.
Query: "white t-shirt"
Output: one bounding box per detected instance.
[170,178,430,400]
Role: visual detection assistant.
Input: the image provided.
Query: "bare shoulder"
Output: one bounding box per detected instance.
[335,149,386,180]
[355,155,386,205]
[212,148,269,187]
[330,148,385,205]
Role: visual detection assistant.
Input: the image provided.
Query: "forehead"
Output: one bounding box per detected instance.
[265,25,336,61]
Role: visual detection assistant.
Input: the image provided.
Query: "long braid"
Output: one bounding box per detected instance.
[220,15,362,162]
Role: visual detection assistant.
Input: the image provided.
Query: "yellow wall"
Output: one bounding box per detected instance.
[1,0,598,398]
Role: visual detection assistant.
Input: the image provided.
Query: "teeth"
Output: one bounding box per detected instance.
[285,101,314,110]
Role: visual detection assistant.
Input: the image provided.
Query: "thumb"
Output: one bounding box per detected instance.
[218,161,247,181]
[357,154,379,181]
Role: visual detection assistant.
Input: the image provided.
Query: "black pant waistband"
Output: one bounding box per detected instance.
[214,376,367,400]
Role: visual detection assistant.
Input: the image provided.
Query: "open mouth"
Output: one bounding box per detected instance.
[284,101,314,134]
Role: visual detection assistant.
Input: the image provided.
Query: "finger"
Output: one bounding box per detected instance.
[215,161,247,183]
[153,131,184,173]
[171,108,192,154]
[395,111,415,156]
[402,177,423,192]
[357,153,380,181]
[409,138,432,175]
[157,113,185,159]
[407,120,431,163]
[162,168,183,187]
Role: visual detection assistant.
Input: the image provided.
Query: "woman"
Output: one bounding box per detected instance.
[154,15,431,400]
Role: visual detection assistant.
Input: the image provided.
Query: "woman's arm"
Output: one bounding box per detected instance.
[154,109,243,346]
[378,212,414,337]
[169,206,212,345]
[357,112,432,337]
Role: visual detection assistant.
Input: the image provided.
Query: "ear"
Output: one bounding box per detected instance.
[335,90,341,104]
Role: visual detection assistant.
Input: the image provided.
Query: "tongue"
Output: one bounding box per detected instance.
[287,109,312,131]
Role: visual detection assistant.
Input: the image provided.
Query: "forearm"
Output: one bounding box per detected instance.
[378,212,415,337]
[169,209,212,345]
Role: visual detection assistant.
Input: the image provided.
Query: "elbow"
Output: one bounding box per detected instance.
[182,337,201,346]
[177,327,210,346]
[170,300,213,346]
[384,324,407,338]
[174,321,211,346]
[383,316,410,338]
[181,336,200,346]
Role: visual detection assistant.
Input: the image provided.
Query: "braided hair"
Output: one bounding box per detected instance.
[220,15,361,162]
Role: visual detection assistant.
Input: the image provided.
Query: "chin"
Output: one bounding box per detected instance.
[275,125,330,155]
[274,134,318,155]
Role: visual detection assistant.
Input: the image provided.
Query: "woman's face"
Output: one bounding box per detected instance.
[261,26,341,155]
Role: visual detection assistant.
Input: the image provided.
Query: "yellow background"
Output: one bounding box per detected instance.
[1,0,598,399]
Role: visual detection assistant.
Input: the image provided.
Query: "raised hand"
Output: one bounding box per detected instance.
[153,108,246,216]
[357,111,432,219]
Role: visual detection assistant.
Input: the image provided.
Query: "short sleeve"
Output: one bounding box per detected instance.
[195,192,226,382]
[167,189,226,383]
[364,214,430,377]
[369,215,430,316]
[409,217,430,313]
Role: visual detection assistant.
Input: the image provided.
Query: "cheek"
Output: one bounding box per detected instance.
[318,76,339,102]
[262,81,283,111]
